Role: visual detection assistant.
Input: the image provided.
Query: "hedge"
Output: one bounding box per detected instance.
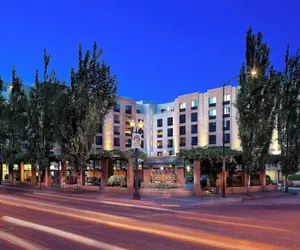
[288,175,300,181]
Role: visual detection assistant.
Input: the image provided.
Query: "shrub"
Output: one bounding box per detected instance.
[266,175,273,185]
[141,182,184,189]
[288,175,300,181]
[107,175,127,187]
[250,179,260,186]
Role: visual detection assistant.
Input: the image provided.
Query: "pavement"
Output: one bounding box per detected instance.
[0,186,299,249]
[0,182,295,208]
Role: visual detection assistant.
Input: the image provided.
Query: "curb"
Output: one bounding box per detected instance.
[240,192,295,201]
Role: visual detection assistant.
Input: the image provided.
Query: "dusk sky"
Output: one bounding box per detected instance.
[0,0,299,103]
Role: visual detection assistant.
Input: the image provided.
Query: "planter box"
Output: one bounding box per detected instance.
[104,187,129,194]
[140,188,193,197]
[263,185,277,191]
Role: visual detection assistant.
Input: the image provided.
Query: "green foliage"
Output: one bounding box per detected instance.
[236,28,279,179]
[288,175,300,181]
[277,46,300,177]
[141,182,184,189]
[56,43,117,176]
[107,175,127,187]
[266,175,273,185]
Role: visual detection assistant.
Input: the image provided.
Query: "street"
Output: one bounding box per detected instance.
[0,188,299,249]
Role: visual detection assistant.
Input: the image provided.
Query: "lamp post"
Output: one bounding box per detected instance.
[222,70,256,198]
[130,119,144,200]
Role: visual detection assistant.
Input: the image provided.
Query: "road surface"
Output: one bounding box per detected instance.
[0,187,299,249]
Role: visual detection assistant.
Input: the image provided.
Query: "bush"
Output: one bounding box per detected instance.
[288,175,300,181]
[250,179,260,186]
[266,175,273,185]
[107,175,127,187]
[85,176,100,186]
[141,182,184,189]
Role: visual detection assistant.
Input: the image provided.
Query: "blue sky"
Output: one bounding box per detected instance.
[0,0,299,103]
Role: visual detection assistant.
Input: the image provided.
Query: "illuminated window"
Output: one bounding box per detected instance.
[157,129,163,138]
[209,97,216,107]
[191,100,198,110]
[224,94,230,102]
[179,102,186,112]
[150,120,153,125]
[209,110,216,119]
[224,107,230,115]
[150,141,153,146]
[150,130,153,136]
[150,109,153,115]
[157,140,163,148]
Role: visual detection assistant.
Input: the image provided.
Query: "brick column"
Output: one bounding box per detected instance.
[102,159,108,186]
[31,167,37,185]
[260,170,266,190]
[143,169,151,183]
[127,161,134,194]
[60,161,67,187]
[194,160,201,196]
[80,170,85,186]
[20,161,25,182]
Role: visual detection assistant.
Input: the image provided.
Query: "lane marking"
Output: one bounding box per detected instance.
[33,192,171,212]
[0,196,287,250]
[176,215,291,232]
[161,204,180,207]
[3,216,127,250]
[0,231,47,250]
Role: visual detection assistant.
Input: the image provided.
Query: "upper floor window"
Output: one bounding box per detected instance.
[224,107,230,118]
[191,112,198,122]
[114,103,120,112]
[209,110,216,119]
[125,105,132,114]
[167,139,173,148]
[191,100,198,110]
[136,109,141,114]
[157,140,163,148]
[191,136,198,146]
[114,138,120,147]
[191,124,198,134]
[180,137,186,147]
[96,136,102,146]
[179,102,186,112]
[180,126,186,135]
[167,128,173,137]
[114,115,120,124]
[224,120,230,131]
[157,129,163,138]
[209,135,216,145]
[209,97,216,107]
[157,119,163,127]
[180,114,186,124]
[209,122,216,132]
[223,134,230,144]
[114,126,120,135]
[97,125,103,134]
[167,117,173,126]
[157,152,163,157]
[223,94,230,104]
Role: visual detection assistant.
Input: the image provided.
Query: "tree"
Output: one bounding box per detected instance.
[277,46,300,192]
[236,28,280,194]
[2,67,28,184]
[56,42,117,191]
[0,77,6,183]
[27,49,65,188]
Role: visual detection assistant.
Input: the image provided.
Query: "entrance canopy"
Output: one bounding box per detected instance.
[144,156,184,167]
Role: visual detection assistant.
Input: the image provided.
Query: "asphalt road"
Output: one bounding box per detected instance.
[0,188,299,250]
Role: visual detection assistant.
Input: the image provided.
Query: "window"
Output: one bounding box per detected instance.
[209,97,216,107]
[150,109,153,115]
[157,152,163,157]
[223,94,230,104]
[180,114,186,123]
[224,134,230,144]
[157,119,163,127]
[114,115,120,124]
[150,130,153,136]
[191,112,197,122]
[209,122,216,132]
[97,125,103,134]
[125,138,132,148]
[179,102,186,112]
[96,136,102,146]
[224,120,230,131]
[114,103,120,112]
[167,139,173,148]
[191,136,198,146]
[167,128,173,137]
[168,151,174,156]
[161,109,166,113]
[157,129,163,138]
[114,138,120,147]
[136,109,141,114]
[209,135,216,145]
[191,100,198,110]
[157,140,163,148]
[180,137,186,147]
[114,126,120,135]
[224,107,230,117]
[180,126,186,135]
[209,110,216,119]
[191,124,198,134]
[150,120,153,125]
[125,129,131,136]
[167,117,173,126]
[150,141,153,146]
[125,105,132,114]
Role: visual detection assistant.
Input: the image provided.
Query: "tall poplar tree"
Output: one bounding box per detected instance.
[236,28,280,194]
[278,46,300,192]
[56,42,117,190]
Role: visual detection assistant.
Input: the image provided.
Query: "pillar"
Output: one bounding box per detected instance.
[20,162,25,182]
[194,160,201,196]
[79,170,85,186]
[45,167,51,187]
[127,161,134,194]
[260,170,266,189]
[31,167,37,185]
[60,161,67,187]
[102,159,108,186]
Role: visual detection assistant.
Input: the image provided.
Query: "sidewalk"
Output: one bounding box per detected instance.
[0,182,296,208]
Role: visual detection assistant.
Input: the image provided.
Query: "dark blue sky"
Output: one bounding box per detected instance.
[0,0,299,103]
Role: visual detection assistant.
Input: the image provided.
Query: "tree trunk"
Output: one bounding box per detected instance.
[285,175,288,193]
[77,175,81,192]
[246,174,251,196]
[100,169,104,194]
[38,170,42,189]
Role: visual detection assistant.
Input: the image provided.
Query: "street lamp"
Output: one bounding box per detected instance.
[130,119,144,200]
[222,70,257,198]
